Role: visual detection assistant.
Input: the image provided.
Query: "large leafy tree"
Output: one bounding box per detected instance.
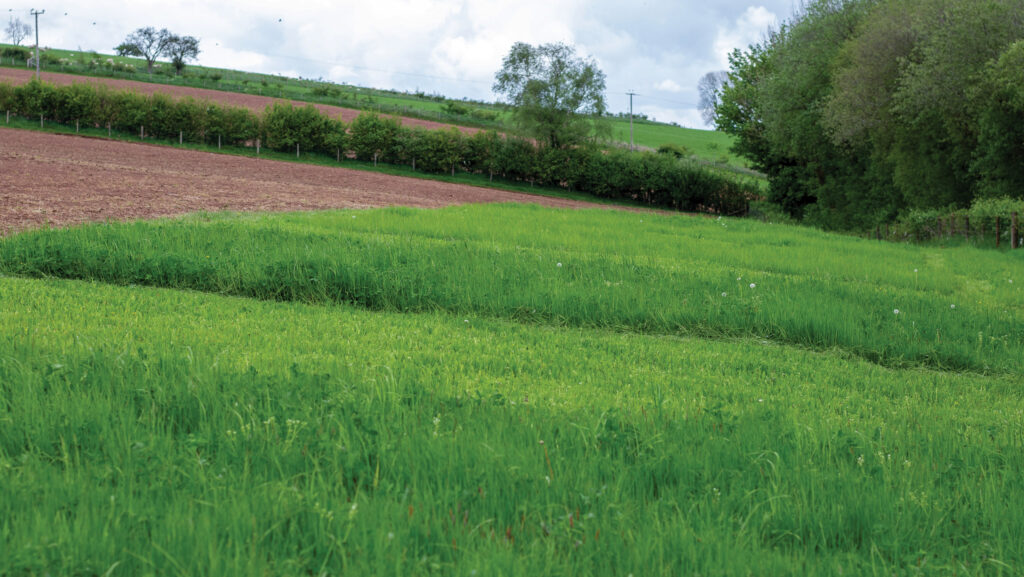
[116,27,201,75]
[116,27,172,74]
[493,42,607,149]
[164,34,200,75]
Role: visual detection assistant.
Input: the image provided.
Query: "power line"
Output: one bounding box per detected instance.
[626,90,637,151]
[30,8,43,80]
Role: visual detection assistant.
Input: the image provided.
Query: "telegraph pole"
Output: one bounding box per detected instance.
[31,9,44,81]
[627,91,637,151]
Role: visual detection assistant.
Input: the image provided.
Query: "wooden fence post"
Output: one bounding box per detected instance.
[964,216,970,240]
[949,214,955,238]
[937,217,943,239]
[1013,212,1020,249]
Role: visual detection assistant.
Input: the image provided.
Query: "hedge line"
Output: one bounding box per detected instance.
[0,80,756,214]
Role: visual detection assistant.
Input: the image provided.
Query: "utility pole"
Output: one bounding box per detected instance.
[627,91,637,152]
[31,9,44,81]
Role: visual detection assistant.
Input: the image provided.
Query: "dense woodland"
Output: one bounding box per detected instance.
[716,0,1024,230]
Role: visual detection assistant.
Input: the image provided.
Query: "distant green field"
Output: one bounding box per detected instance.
[2,204,1023,575]
[611,119,747,167]
[2,43,747,169]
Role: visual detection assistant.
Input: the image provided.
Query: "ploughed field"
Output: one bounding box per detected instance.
[0,129,606,234]
[2,136,1024,573]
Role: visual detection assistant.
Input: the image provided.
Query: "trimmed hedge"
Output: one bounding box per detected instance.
[0,80,757,214]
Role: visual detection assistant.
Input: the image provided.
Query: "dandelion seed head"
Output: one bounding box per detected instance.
[721,292,728,297]
[749,283,756,289]
[894,309,900,315]
[557,262,562,267]
[951,304,956,309]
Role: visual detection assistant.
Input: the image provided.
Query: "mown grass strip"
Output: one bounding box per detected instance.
[1,204,1021,374]
[2,276,1023,575]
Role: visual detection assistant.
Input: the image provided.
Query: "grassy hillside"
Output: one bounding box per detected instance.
[1,43,745,168]
[610,119,748,167]
[2,204,1023,575]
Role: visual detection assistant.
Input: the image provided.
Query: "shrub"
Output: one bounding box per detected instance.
[262,102,337,153]
[469,108,500,122]
[1,47,31,61]
[657,143,690,159]
[442,101,470,116]
[348,112,401,162]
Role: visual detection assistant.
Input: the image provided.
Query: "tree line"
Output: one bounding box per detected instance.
[0,80,756,215]
[714,0,1024,230]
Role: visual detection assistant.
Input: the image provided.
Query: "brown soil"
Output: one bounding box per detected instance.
[0,67,479,134]
[0,128,619,235]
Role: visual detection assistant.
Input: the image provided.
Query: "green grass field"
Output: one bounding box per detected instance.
[610,119,749,167]
[2,204,1023,575]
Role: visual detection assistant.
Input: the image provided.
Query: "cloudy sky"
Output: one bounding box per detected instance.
[6,0,795,127]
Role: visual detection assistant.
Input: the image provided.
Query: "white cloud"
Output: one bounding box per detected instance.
[655,79,683,93]
[712,6,779,69]
[641,105,705,130]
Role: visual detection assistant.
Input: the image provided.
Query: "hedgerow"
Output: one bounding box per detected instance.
[1,79,757,214]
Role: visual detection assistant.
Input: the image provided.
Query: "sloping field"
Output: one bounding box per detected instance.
[1,204,1023,575]
[0,67,478,134]
[0,128,608,234]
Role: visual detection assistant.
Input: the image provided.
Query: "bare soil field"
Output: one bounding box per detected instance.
[0,128,611,234]
[0,68,478,134]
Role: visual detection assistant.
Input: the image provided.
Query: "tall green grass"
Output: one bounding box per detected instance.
[1,205,1021,373]
[2,276,1023,575]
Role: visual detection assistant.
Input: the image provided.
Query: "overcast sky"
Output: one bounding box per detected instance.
[5,0,796,128]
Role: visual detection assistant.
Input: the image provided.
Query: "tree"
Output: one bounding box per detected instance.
[697,71,729,126]
[493,42,607,149]
[115,27,172,74]
[5,16,32,46]
[164,34,200,75]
